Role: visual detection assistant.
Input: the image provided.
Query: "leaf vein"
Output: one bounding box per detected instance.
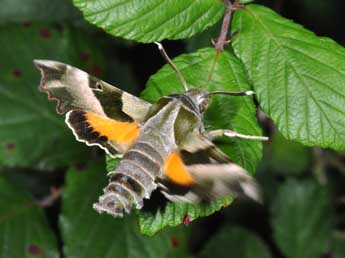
[84,0,132,17]
[289,65,337,134]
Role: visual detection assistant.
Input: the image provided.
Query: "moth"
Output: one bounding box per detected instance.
[34,43,267,217]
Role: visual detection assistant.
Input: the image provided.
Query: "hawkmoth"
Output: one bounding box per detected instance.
[34,43,267,217]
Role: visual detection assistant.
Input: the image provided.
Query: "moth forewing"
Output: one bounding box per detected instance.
[34,60,106,116]
[34,59,152,158]
[34,59,152,120]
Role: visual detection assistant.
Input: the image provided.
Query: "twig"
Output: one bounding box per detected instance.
[214,0,243,52]
[335,231,345,240]
[336,196,345,204]
[35,187,63,207]
[313,148,328,185]
[208,0,244,81]
[0,187,63,223]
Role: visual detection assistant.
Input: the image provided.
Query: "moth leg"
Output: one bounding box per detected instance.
[207,129,268,141]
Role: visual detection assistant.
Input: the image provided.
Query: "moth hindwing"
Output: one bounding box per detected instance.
[35,57,262,218]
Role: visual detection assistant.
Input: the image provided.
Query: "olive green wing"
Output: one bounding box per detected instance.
[34,60,151,122]
[34,60,152,156]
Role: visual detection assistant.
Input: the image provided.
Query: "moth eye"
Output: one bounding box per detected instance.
[198,97,211,113]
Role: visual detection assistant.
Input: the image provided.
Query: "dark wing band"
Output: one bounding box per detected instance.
[66,110,140,156]
[34,60,151,155]
[161,136,261,203]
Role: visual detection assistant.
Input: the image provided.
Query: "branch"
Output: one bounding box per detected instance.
[35,187,63,207]
[208,0,244,81]
[0,187,63,223]
[214,0,244,53]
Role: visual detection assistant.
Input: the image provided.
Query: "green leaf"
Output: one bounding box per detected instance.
[198,226,272,258]
[105,155,121,172]
[0,176,59,258]
[271,179,333,258]
[186,21,221,53]
[0,0,80,23]
[136,47,263,235]
[72,0,225,42]
[0,24,107,169]
[266,133,311,176]
[240,0,255,3]
[332,232,345,258]
[60,163,189,258]
[138,198,232,236]
[232,4,345,150]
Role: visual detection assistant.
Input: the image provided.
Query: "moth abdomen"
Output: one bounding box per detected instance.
[94,141,163,217]
[110,173,144,200]
[94,101,180,217]
[124,150,161,177]
[94,173,144,216]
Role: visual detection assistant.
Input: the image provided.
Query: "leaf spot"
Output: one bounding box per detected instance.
[170,236,179,248]
[6,143,15,152]
[22,21,32,28]
[39,29,51,39]
[12,69,22,78]
[28,244,43,256]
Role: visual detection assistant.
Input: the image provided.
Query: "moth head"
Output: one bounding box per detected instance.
[154,42,255,113]
[186,88,256,114]
[185,88,211,113]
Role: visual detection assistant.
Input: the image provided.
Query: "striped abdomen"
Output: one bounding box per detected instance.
[93,141,164,217]
[93,100,180,217]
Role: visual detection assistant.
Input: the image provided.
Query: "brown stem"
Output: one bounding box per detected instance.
[214,0,243,53]
[35,187,63,207]
[0,187,63,223]
[208,0,243,81]
[313,147,328,185]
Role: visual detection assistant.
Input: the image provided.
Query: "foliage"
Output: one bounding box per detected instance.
[271,179,333,258]
[0,24,96,169]
[0,0,344,257]
[199,226,272,258]
[232,4,345,150]
[0,176,59,258]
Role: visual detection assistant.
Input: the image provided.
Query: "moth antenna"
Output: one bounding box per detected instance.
[206,90,255,97]
[154,42,189,91]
